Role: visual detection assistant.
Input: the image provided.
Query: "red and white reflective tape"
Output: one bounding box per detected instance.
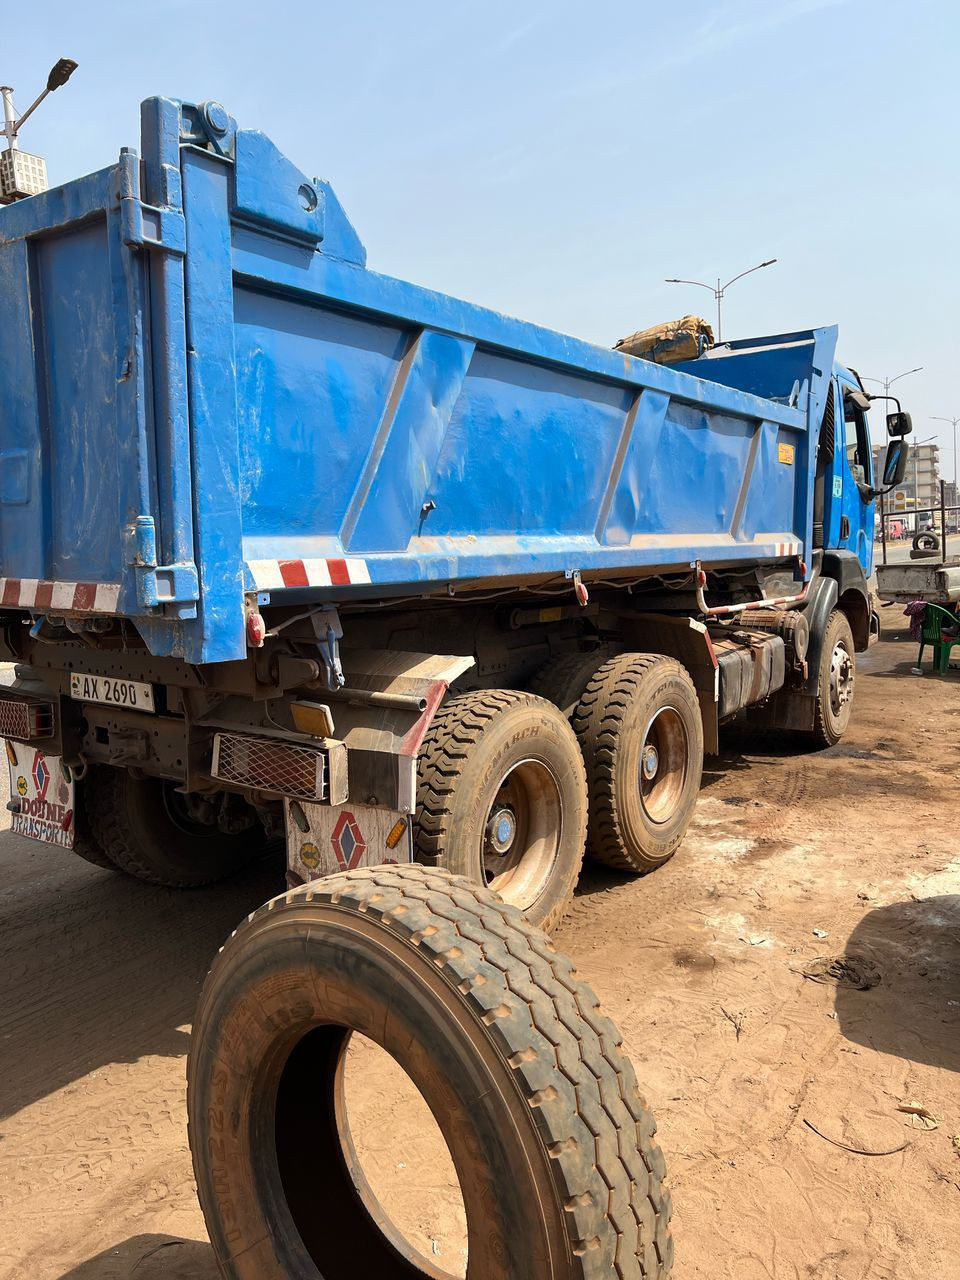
[247,558,372,592]
[704,592,811,615]
[0,579,120,613]
[694,556,810,618]
[774,540,802,557]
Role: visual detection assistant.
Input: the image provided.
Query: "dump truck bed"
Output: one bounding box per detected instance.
[0,97,835,664]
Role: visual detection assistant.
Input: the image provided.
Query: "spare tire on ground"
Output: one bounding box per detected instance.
[912,531,941,552]
[188,864,673,1280]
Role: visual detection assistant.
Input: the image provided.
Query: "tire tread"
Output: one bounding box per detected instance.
[414,689,588,932]
[572,654,696,873]
[70,772,118,871]
[84,766,262,888]
[192,865,672,1279]
[528,645,622,717]
[84,766,175,885]
[810,609,855,748]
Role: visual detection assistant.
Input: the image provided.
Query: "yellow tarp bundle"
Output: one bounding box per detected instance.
[614,315,714,364]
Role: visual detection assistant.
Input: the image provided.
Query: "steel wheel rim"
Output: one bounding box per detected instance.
[829,640,854,717]
[638,706,688,825]
[481,758,563,910]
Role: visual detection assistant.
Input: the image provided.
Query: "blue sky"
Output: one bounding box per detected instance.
[7,0,958,474]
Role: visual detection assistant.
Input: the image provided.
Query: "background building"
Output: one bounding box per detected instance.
[872,441,941,520]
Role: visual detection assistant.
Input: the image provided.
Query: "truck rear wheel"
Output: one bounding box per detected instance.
[810,609,855,747]
[187,865,673,1280]
[83,765,265,887]
[528,643,621,716]
[415,691,588,934]
[573,654,703,874]
[70,774,118,871]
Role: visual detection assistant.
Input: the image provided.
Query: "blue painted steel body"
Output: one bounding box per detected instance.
[0,98,846,666]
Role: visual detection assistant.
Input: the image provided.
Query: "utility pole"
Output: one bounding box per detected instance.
[931,415,959,490]
[664,259,777,342]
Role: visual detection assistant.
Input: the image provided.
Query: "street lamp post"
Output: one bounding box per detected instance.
[0,57,78,204]
[1,57,77,149]
[664,259,777,342]
[931,415,959,490]
[861,367,923,442]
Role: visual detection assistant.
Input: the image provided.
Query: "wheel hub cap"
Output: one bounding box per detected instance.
[829,643,853,714]
[485,807,517,855]
[642,744,659,781]
[481,759,564,911]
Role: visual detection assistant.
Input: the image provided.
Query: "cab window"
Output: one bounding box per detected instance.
[843,390,873,489]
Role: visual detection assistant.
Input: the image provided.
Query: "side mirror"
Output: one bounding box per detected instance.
[882,438,908,487]
[887,410,913,437]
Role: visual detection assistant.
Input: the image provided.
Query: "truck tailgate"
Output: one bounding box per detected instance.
[876,560,960,602]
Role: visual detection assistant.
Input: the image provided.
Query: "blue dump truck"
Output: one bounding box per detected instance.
[0,96,914,1278]
[0,97,911,932]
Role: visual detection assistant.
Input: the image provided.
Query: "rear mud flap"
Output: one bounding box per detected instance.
[7,745,76,848]
[284,797,413,884]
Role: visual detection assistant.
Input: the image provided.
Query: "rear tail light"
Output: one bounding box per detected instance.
[0,693,54,741]
[211,732,328,801]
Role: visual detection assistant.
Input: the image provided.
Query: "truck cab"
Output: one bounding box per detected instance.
[674,333,910,691]
[676,334,908,595]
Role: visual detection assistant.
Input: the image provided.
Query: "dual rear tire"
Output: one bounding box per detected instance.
[573,654,704,874]
[415,691,588,935]
[414,655,704,932]
[70,653,704,925]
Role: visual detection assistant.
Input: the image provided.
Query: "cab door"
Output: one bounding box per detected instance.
[838,379,875,574]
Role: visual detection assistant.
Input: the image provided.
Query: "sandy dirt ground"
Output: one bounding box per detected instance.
[0,616,957,1279]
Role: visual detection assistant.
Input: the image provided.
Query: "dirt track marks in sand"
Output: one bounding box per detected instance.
[0,623,958,1278]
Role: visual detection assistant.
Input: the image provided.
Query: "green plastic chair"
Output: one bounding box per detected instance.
[917,603,960,674]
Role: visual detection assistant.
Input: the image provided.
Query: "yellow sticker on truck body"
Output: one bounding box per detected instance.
[778,442,795,465]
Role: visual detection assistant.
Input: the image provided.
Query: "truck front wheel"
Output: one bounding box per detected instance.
[811,609,855,747]
[415,690,588,934]
[573,654,703,874]
[82,766,266,887]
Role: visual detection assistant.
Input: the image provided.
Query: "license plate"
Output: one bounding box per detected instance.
[70,672,155,712]
[8,746,76,849]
